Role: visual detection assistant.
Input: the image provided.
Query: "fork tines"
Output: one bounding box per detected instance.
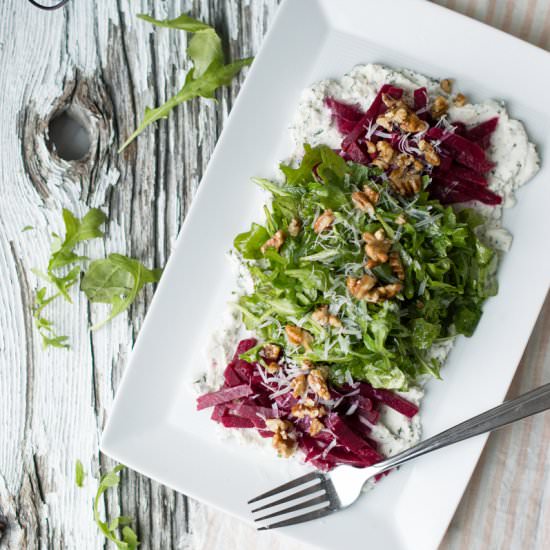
[248,471,339,530]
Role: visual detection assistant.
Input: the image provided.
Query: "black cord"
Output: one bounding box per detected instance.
[27,0,70,10]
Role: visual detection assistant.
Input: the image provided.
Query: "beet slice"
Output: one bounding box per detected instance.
[464,117,498,143]
[431,178,502,205]
[413,87,428,111]
[444,163,488,187]
[197,384,253,410]
[325,97,364,134]
[223,362,243,387]
[220,415,255,429]
[426,127,495,174]
[358,383,419,418]
[342,84,403,150]
[233,338,257,360]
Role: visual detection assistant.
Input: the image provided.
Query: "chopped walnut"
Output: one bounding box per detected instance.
[431,95,449,119]
[363,228,392,268]
[378,282,403,299]
[362,185,380,205]
[260,229,285,254]
[389,250,405,281]
[265,418,292,433]
[362,282,403,303]
[285,325,313,350]
[440,78,453,94]
[377,141,395,164]
[291,402,326,419]
[309,418,324,437]
[262,343,281,362]
[378,94,428,134]
[288,218,302,237]
[266,419,296,458]
[301,359,314,371]
[308,368,331,400]
[311,305,341,328]
[347,274,377,299]
[351,191,375,215]
[395,213,407,225]
[272,432,296,457]
[313,209,335,234]
[365,140,377,155]
[265,362,281,374]
[453,93,467,107]
[290,374,307,398]
[389,155,423,196]
[418,139,440,167]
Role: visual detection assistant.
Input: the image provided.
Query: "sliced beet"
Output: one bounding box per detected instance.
[342,84,403,149]
[358,383,419,418]
[325,97,364,135]
[211,405,226,423]
[413,87,428,111]
[220,415,255,429]
[464,117,498,143]
[197,384,253,410]
[444,163,488,186]
[233,338,257,360]
[223,362,243,387]
[431,178,502,205]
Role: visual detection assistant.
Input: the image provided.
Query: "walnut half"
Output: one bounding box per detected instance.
[260,229,285,254]
[285,325,313,350]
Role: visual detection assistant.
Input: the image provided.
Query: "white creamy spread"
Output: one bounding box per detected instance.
[198,63,539,466]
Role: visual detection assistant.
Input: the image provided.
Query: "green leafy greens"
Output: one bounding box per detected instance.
[119,12,253,151]
[32,208,106,348]
[81,254,163,330]
[93,465,139,550]
[31,209,163,347]
[234,145,498,390]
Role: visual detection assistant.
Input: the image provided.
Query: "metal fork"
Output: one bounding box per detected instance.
[249,382,550,530]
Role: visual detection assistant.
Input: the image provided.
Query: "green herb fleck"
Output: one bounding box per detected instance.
[22,225,34,232]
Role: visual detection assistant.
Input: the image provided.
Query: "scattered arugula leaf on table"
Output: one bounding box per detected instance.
[32,208,106,349]
[81,253,163,330]
[119,12,253,151]
[93,465,139,550]
[75,459,86,488]
[31,208,163,348]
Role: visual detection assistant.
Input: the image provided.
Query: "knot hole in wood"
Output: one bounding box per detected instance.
[19,72,117,202]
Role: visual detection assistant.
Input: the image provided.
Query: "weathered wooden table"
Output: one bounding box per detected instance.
[0,1,548,548]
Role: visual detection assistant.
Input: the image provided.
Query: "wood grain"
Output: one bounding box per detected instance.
[0,1,548,549]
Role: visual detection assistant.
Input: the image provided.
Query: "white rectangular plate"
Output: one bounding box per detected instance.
[101,1,550,549]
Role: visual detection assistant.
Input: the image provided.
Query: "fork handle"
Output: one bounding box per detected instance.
[373,382,550,475]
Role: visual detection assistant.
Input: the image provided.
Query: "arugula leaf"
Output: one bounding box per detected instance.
[75,459,86,488]
[120,13,253,151]
[234,145,498,389]
[137,13,222,77]
[81,254,162,329]
[31,208,107,349]
[93,465,139,550]
[120,58,252,151]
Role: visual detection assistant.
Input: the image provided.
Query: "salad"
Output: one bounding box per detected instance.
[196,65,539,471]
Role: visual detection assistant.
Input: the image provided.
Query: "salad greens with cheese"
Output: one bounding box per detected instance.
[234,145,497,390]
